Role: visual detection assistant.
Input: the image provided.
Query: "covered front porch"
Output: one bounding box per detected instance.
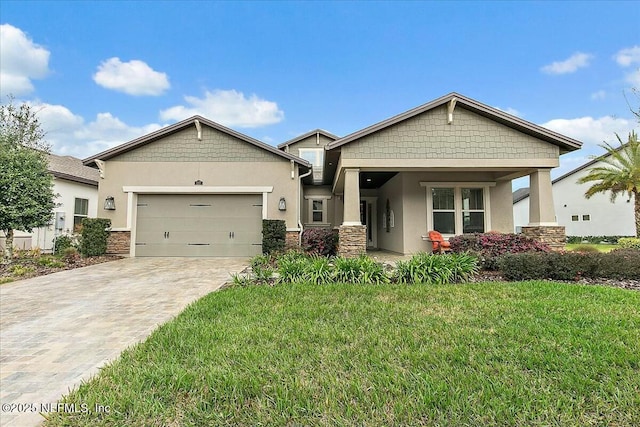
[333,166,562,257]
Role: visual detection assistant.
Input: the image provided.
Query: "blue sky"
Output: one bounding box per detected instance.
[1,1,639,189]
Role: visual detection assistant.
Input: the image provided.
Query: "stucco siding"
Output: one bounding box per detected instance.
[489,181,514,233]
[97,160,299,232]
[112,126,280,162]
[341,105,559,160]
[376,174,404,253]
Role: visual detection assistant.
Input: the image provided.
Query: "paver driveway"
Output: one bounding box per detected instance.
[0,257,247,427]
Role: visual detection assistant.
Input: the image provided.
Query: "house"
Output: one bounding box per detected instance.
[0,154,100,252]
[513,148,636,237]
[82,92,582,257]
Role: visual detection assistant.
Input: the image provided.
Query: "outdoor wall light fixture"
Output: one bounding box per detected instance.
[104,196,116,210]
[279,197,287,211]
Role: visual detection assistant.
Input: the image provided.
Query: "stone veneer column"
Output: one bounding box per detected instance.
[522,226,566,251]
[338,168,366,257]
[338,225,367,258]
[107,231,130,255]
[285,231,299,250]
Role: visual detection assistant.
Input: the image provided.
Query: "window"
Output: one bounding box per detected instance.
[73,198,89,231]
[312,200,324,222]
[582,214,590,221]
[298,148,324,183]
[305,196,331,225]
[423,183,493,236]
[571,215,579,222]
[461,188,485,233]
[432,188,455,234]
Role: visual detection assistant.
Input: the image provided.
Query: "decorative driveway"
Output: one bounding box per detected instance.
[0,257,248,427]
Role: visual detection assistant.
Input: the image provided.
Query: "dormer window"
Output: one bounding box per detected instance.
[298,148,324,184]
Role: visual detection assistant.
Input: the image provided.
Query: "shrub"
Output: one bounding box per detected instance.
[393,252,478,285]
[250,254,275,284]
[262,220,286,255]
[305,255,334,285]
[498,253,549,281]
[618,237,640,250]
[79,218,111,257]
[62,247,80,264]
[9,264,35,276]
[301,228,338,257]
[450,233,549,270]
[499,251,640,281]
[333,255,387,284]
[54,234,76,254]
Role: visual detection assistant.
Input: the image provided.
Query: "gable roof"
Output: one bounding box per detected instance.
[512,145,626,204]
[277,129,340,149]
[326,92,582,153]
[83,115,311,168]
[48,153,99,186]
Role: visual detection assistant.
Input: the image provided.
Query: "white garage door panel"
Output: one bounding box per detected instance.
[135,194,262,257]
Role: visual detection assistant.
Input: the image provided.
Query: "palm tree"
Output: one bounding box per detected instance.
[577,131,639,237]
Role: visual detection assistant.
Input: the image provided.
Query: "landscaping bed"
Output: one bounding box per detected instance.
[0,252,123,284]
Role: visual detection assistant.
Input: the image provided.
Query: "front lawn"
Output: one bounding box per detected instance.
[44,282,640,426]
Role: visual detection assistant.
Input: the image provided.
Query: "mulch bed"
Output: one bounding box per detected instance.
[0,255,124,282]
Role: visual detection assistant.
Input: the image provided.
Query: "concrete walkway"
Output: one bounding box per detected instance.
[0,257,247,427]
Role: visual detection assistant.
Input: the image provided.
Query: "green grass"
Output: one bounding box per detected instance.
[566,243,617,252]
[44,282,640,426]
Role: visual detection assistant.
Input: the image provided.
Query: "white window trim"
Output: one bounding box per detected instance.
[304,195,331,225]
[421,182,493,237]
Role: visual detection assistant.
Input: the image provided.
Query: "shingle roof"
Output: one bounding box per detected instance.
[83,115,311,168]
[326,92,583,153]
[512,187,530,203]
[47,153,99,186]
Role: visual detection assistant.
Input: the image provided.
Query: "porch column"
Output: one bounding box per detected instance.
[339,168,366,257]
[523,169,565,251]
[528,169,556,225]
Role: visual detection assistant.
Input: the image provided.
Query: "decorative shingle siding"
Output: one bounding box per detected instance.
[341,106,559,159]
[113,126,279,162]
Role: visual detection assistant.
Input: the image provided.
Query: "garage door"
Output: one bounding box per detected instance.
[135,194,263,257]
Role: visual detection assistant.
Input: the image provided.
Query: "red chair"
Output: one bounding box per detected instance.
[425,230,451,254]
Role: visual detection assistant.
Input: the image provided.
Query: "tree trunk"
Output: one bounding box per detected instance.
[3,229,14,261]
[635,189,640,238]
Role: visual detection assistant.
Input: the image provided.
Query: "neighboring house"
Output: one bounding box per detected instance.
[0,154,100,252]
[513,150,636,237]
[83,92,582,257]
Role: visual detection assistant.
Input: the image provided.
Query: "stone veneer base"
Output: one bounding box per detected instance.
[107,231,131,255]
[522,226,565,251]
[285,231,299,250]
[338,225,367,258]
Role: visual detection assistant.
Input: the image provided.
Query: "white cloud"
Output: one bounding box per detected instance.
[0,24,50,97]
[29,101,163,158]
[93,57,170,96]
[542,115,635,149]
[160,89,284,128]
[624,69,640,87]
[614,46,640,67]
[590,90,606,100]
[541,52,593,75]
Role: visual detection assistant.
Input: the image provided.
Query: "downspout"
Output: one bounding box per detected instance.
[298,166,313,244]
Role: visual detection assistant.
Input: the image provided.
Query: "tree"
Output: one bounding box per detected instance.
[577,130,640,237]
[0,97,56,260]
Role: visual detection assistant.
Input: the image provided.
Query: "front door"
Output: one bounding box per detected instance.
[360,199,377,248]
